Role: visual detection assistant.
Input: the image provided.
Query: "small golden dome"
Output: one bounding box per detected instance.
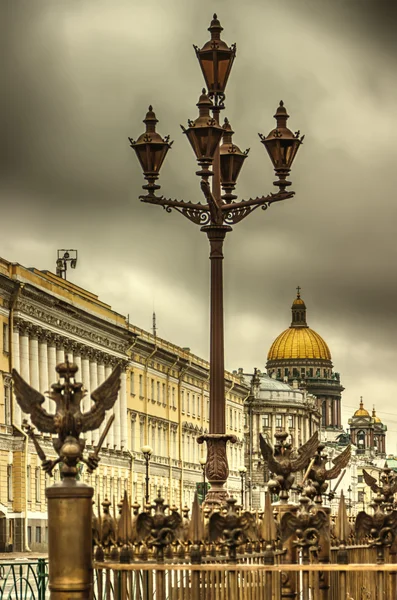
[372,407,381,423]
[292,297,305,306]
[354,398,370,417]
[267,327,331,361]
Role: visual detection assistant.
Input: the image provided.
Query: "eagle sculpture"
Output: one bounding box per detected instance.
[259,430,319,499]
[305,443,351,501]
[12,358,121,475]
[363,468,397,506]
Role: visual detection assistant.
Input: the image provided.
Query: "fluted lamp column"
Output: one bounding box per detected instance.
[129,14,303,507]
[141,445,153,505]
[238,465,247,509]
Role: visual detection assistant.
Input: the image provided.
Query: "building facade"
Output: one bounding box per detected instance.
[266,290,344,440]
[243,369,321,508]
[0,257,248,551]
[348,398,387,458]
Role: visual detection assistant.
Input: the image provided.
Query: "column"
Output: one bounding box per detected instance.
[47,339,57,417]
[89,358,98,447]
[113,364,121,450]
[12,326,22,427]
[95,360,105,445]
[74,348,82,413]
[38,333,49,413]
[47,337,57,388]
[105,363,114,448]
[56,338,65,366]
[120,369,127,449]
[81,353,92,446]
[29,333,40,397]
[20,328,30,383]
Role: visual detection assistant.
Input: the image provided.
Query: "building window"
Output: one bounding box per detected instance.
[27,526,32,546]
[262,415,269,428]
[103,477,107,498]
[197,396,201,418]
[151,379,154,401]
[162,383,166,405]
[187,393,190,414]
[229,408,233,429]
[130,371,135,395]
[288,415,294,428]
[140,419,144,449]
[139,374,143,398]
[192,394,195,416]
[358,474,363,484]
[4,384,11,425]
[172,387,176,408]
[276,415,282,428]
[181,391,185,413]
[156,382,160,403]
[35,467,41,503]
[7,465,13,501]
[3,323,9,353]
[35,527,41,544]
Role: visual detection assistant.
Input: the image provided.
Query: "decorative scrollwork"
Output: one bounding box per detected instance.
[176,207,211,226]
[224,206,253,225]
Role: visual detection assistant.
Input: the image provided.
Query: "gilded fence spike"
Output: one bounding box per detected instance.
[335,492,351,545]
[189,492,204,543]
[261,491,277,544]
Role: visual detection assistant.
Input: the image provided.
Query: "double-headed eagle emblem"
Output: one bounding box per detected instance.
[12,358,120,477]
[259,431,319,499]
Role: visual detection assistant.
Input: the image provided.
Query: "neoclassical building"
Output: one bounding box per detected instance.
[348,398,387,457]
[266,290,344,440]
[0,256,248,551]
[243,369,321,508]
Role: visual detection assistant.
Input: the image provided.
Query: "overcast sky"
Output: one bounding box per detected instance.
[2,0,397,450]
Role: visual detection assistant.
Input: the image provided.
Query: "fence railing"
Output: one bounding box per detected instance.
[0,559,48,600]
[93,561,397,600]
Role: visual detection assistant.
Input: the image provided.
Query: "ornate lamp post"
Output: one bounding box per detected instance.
[199,456,207,488]
[129,14,303,506]
[238,465,247,508]
[141,445,153,505]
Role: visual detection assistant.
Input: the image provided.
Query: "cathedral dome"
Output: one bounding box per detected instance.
[268,327,331,361]
[267,289,331,361]
[353,398,370,417]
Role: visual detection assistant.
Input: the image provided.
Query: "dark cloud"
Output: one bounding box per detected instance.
[2,0,397,449]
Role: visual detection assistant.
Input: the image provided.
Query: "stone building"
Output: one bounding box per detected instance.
[0,256,248,551]
[266,289,344,440]
[348,398,387,458]
[243,369,321,508]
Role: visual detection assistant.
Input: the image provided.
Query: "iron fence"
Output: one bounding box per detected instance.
[0,559,47,600]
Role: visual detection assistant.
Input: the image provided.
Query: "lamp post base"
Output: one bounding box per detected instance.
[197,433,237,508]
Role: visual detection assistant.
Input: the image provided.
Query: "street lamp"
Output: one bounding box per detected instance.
[129,14,303,506]
[238,465,247,508]
[141,445,153,505]
[199,456,207,500]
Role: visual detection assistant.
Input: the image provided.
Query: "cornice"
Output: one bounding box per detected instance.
[13,290,135,352]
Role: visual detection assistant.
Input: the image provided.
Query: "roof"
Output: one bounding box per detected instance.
[268,327,331,361]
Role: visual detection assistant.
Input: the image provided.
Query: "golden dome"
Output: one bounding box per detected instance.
[372,407,381,423]
[354,398,370,417]
[267,326,331,361]
[292,297,305,307]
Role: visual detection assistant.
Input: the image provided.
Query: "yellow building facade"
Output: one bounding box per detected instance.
[0,257,247,551]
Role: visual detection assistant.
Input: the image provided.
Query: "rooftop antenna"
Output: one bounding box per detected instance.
[152,311,157,338]
[56,249,78,280]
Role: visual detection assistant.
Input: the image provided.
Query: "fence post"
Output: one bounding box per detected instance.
[46,479,93,599]
[37,558,46,600]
